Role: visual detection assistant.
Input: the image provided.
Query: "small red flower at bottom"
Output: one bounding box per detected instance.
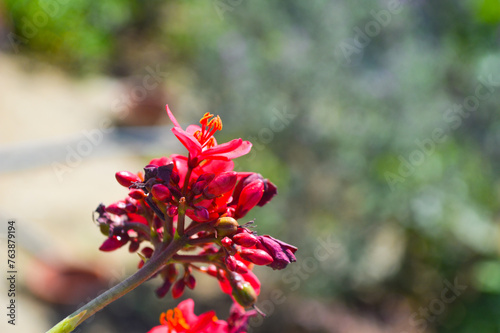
[147,299,256,333]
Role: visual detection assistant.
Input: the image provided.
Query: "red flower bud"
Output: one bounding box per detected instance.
[155,280,172,298]
[239,249,274,265]
[115,171,141,187]
[167,205,178,217]
[172,279,185,299]
[192,173,215,195]
[163,264,178,283]
[128,240,140,253]
[194,206,210,221]
[225,255,237,271]
[99,236,127,252]
[203,171,237,199]
[128,189,145,199]
[105,202,127,215]
[221,236,233,247]
[234,260,249,274]
[205,265,219,278]
[185,275,196,289]
[125,202,137,213]
[235,179,264,219]
[233,232,258,247]
[151,184,172,202]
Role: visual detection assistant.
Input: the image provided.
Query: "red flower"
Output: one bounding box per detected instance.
[147,299,257,333]
[166,105,252,166]
[147,299,228,333]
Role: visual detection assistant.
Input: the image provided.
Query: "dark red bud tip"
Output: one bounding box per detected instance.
[233,232,258,247]
[215,217,239,237]
[172,279,186,299]
[151,184,172,202]
[203,172,238,198]
[239,249,274,265]
[115,171,141,187]
[185,275,196,289]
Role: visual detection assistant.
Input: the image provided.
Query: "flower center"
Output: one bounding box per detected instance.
[193,112,223,149]
[159,308,190,331]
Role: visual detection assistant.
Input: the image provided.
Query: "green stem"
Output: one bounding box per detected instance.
[46,237,187,333]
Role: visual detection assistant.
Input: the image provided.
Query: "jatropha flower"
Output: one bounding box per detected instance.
[94,106,297,332]
[147,298,257,333]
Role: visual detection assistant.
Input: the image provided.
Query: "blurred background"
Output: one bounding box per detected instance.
[1,0,500,332]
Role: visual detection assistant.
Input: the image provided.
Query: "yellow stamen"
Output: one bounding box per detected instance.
[159,308,190,330]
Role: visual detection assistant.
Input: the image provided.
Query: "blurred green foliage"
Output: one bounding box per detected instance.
[4,0,500,331]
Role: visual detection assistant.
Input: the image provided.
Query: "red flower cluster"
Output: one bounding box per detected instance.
[94,106,297,332]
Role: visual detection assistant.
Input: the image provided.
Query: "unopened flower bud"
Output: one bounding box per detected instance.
[128,189,145,199]
[215,217,239,237]
[225,255,237,271]
[156,280,172,298]
[167,205,178,217]
[194,206,210,220]
[234,260,249,274]
[99,236,127,252]
[115,171,140,187]
[232,232,258,247]
[151,184,172,202]
[201,265,217,278]
[192,173,215,195]
[235,179,264,219]
[185,275,196,289]
[125,202,137,213]
[203,171,237,199]
[128,240,140,253]
[170,171,180,184]
[232,281,257,308]
[221,237,233,248]
[162,264,178,283]
[239,249,274,265]
[172,278,185,299]
[105,202,127,215]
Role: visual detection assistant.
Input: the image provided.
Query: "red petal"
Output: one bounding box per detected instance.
[166,105,181,128]
[172,127,203,156]
[177,298,198,324]
[146,325,169,333]
[204,138,242,154]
